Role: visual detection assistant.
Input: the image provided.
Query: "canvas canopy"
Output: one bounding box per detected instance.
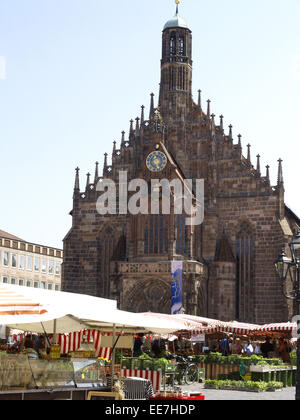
[0,284,189,335]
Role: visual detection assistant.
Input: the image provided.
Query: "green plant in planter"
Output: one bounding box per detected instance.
[266,381,283,391]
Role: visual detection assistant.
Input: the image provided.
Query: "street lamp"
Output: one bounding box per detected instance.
[275,234,300,401]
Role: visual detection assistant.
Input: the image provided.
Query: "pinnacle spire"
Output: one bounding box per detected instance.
[247,144,251,163]
[207,100,211,120]
[74,167,80,192]
[94,162,99,184]
[85,173,91,191]
[198,90,202,110]
[149,93,155,120]
[256,154,261,176]
[141,105,145,124]
[266,165,270,183]
[277,158,284,187]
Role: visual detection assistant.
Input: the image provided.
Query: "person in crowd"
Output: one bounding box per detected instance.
[22,335,39,359]
[254,341,262,355]
[232,338,243,354]
[34,335,46,359]
[133,333,145,357]
[244,339,254,355]
[260,337,274,358]
[278,338,291,363]
[220,336,230,356]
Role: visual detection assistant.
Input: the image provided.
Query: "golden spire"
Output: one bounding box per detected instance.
[175,0,180,14]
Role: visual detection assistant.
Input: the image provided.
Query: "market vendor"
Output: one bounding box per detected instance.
[22,335,39,359]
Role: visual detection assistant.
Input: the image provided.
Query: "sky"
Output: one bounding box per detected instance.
[0,0,299,249]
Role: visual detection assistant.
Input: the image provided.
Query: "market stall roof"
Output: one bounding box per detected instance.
[0,284,188,335]
[258,322,297,333]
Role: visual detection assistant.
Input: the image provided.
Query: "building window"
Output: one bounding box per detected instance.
[11,278,16,285]
[41,259,47,273]
[27,256,33,271]
[19,255,25,270]
[26,280,31,287]
[2,276,8,284]
[49,260,54,275]
[34,281,39,289]
[34,257,40,272]
[12,254,17,268]
[48,283,53,290]
[19,279,24,286]
[236,222,254,322]
[3,252,9,266]
[41,282,46,289]
[55,261,61,276]
[55,285,59,291]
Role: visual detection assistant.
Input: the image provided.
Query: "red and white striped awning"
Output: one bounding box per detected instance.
[257,323,297,333]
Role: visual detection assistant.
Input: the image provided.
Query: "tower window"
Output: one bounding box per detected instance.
[169,32,176,57]
[179,36,185,56]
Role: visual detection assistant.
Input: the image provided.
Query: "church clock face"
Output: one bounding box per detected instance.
[146,151,168,172]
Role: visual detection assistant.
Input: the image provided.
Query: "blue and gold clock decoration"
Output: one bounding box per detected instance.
[146,149,168,172]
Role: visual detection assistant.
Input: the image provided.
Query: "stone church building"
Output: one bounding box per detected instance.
[62,5,299,324]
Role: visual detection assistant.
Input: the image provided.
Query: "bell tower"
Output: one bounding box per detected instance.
[159,1,193,121]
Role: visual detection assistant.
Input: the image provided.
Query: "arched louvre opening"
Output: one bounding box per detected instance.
[169,32,176,60]
[178,35,185,57]
[236,222,254,322]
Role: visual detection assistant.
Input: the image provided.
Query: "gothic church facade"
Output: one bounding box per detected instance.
[62,6,299,324]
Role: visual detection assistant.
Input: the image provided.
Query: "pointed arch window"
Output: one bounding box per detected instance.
[144,215,169,255]
[236,222,254,322]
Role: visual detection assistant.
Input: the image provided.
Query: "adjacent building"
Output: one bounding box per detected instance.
[0,229,62,291]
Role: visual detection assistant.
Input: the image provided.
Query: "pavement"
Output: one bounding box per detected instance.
[180,383,296,400]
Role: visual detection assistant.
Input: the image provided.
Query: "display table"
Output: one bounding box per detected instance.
[108,377,154,400]
[149,394,205,401]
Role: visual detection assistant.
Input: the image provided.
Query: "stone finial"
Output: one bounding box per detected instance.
[86,173,91,190]
[135,117,140,135]
[198,89,202,109]
[247,144,251,163]
[219,115,224,131]
[238,134,242,148]
[74,167,80,191]
[256,154,261,176]
[207,100,211,120]
[121,131,126,147]
[266,165,270,183]
[141,105,145,124]
[149,93,155,120]
[94,162,99,185]
[104,153,108,170]
[229,125,233,139]
[129,119,134,135]
[277,158,284,187]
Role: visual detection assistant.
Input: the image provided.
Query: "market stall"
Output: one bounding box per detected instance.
[0,284,188,400]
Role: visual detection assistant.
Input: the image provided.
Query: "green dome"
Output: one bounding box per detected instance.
[163,13,189,31]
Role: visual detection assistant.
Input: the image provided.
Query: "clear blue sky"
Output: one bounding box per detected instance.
[0,0,299,249]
